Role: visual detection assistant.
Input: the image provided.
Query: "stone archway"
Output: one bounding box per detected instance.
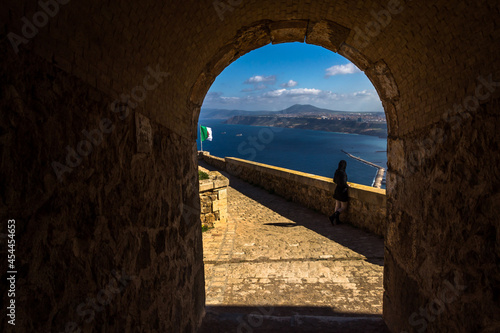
[188,20,403,201]
[188,16,403,325]
[186,14,500,332]
[189,20,400,138]
[1,1,499,332]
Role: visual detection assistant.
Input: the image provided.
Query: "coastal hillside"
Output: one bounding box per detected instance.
[224,115,388,138]
[201,104,384,119]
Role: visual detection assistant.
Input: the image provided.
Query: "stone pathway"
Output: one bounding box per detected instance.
[200,162,386,331]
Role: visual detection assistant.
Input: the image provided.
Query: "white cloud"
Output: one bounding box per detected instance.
[204,89,383,111]
[325,63,361,77]
[244,75,276,84]
[204,92,241,104]
[281,79,298,88]
[263,88,322,98]
[352,90,372,97]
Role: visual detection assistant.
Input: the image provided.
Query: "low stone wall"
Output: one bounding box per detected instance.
[201,154,386,237]
[199,151,226,170]
[198,168,229,229]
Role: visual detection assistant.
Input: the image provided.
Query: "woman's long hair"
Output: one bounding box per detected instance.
[337,160,347,172]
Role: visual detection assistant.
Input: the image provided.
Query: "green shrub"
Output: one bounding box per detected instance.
[198,170,210,180]
[201,225,213,232]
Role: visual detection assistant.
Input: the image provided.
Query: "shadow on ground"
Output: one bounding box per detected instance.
[199,305,389,333]
[199,160,384,266]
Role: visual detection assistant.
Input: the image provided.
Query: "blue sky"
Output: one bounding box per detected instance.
[202,42,383,112]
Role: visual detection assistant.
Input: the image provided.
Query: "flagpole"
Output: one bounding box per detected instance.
[200,126,203,152]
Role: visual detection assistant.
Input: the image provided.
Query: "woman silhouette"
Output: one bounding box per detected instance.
[329,160,349,225]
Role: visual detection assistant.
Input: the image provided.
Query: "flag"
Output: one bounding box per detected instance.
[200,126,213,142]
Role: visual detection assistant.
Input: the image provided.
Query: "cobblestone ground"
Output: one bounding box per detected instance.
[201,163,385,318]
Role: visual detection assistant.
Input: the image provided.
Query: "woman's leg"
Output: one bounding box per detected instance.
[335,200,341,213]
[335,201,348,223]
[340,201,348,213]
[330,201,341,224]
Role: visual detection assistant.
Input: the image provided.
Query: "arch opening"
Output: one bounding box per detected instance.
[189,20,401,141]
[194,22,394,319]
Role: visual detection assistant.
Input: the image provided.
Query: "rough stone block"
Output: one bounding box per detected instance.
[199,180,214,192]
[219,209,227,221]
[216,200,227,210]
[269,20,308,44]
[212,200,220,212]
[205,213,215,223]
[201,205,212,214]
[217,188,227,200]
[213,177,229,188]
[306,20,350,52]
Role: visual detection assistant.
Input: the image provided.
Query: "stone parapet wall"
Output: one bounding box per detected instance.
[198,168,229,229]
[199,152,226,170]
[201,154,386,237]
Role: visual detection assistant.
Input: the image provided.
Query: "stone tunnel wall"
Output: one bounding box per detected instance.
[202,154,387,237]
[0,48,204,332]
[384,96,500,333]
[1,0,500,332]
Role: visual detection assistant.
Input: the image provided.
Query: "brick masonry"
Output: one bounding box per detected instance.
[1,0,499,332]
[0,50,204,332]
[199,167,229,229]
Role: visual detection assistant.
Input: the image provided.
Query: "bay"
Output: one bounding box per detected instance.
[197,119,387,189]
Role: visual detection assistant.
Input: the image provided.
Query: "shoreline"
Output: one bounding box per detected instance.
[221,118,388,139]
[223,122,388,139]
[341,150,386,189]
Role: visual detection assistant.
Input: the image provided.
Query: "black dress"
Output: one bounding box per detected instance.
[333,168,349,202]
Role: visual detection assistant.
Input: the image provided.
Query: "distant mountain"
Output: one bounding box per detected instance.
[279,104,344,115]
[200,104,384,120]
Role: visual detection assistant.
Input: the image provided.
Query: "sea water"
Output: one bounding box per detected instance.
[197,119,388,189]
